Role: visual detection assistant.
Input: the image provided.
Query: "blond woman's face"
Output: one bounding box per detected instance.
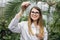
[30,8,40,21]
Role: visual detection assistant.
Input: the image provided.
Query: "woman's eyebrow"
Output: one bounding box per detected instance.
[33,11,39,12]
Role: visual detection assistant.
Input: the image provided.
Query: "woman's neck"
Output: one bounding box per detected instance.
[33,21,38,27]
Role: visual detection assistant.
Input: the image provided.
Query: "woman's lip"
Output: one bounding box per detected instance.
[33,16,37,18]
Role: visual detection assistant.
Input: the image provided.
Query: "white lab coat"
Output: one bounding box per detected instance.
[8,14,48,40]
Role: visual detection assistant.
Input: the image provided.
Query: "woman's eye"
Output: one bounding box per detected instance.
[31,11,34,13]
[31,11,39,14]
[36,12,39,13]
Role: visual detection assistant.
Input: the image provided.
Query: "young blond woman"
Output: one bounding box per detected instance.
[8,1,48,40]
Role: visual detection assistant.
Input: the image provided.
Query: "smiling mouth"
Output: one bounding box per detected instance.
[33,16,37,18]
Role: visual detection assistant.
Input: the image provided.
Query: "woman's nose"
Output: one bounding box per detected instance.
[33,13,36,16]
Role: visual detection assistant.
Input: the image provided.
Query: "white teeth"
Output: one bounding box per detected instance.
[33,16,37,17]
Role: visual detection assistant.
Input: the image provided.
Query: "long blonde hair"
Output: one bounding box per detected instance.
[28,6,44,37]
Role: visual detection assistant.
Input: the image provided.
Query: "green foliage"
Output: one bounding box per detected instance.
[48,1,60,40]
[0,16,20,40]
[56,1,60,11]
[5,1,21,22]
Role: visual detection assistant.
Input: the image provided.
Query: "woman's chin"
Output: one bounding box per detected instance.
[32,19,38,21]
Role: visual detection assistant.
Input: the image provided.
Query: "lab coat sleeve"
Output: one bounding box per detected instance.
[8,14,23,33]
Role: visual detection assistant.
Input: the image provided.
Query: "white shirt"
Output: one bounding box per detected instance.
[8,14,48,40]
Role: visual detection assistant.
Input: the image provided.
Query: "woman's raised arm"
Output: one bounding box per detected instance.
[8,1,30,33]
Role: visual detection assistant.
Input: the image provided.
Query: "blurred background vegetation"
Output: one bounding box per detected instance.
[0,0,60,40]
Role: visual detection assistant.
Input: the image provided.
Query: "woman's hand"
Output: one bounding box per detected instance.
[36,34,44,40]
[21,1,30,11]
[16,1,30,18]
